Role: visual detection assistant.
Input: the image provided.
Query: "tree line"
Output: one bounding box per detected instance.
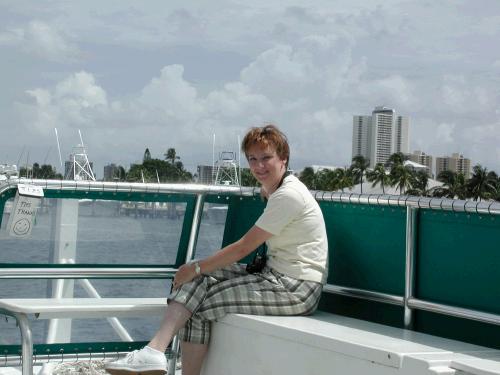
[19,163,63,179]
[17,150,499,201]
[298,153,500,202]
[114,148,193,183]
[126,148,258,185]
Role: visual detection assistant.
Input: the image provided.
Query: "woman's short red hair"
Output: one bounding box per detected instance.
[241,124,290,166]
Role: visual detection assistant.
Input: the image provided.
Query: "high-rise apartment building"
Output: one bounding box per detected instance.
[352,106,409,168]
[408,150,433,177]
[435,153,471,179]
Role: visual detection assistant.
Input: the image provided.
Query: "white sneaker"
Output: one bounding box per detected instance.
[105,346,167,375]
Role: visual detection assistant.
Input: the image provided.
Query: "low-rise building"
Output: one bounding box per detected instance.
[197,165,215,184]
[407,151,433,177]
[436,153,471,179]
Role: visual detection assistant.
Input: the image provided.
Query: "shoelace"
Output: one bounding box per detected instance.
[126,350,139,364]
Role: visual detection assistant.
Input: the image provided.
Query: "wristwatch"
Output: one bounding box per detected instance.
[193,261,201,275]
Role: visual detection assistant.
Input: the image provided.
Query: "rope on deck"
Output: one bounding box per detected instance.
[41,360,106,374]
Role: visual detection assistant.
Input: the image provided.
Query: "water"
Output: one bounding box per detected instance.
[0,198,227,346]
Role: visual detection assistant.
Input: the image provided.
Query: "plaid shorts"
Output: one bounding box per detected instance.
[169,263,323,344]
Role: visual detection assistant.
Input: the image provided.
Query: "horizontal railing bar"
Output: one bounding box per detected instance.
[407,297,500,326]
[325,286,500,327]
[2,179,499,215]
[0,179,258,196]
[312,191,500,216]
[323,283,404,306]
[0,267,176,279]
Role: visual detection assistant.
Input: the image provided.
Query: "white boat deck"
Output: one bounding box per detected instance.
[202,311,500,375]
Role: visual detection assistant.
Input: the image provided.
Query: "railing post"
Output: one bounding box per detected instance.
[168,193,205,375]
[47,199,78,343]
[404,206,418,329]
[185,193,205,262]
[15,313,33,375]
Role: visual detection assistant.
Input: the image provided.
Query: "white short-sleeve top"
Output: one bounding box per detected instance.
[255,175,328,284]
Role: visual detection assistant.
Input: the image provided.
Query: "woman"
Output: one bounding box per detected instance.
[106,124,328,375]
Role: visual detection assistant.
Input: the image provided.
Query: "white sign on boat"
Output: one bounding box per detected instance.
[6,183,44,238]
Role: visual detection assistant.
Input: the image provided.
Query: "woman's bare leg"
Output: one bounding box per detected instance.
[180,341,209,375]
[147,301,192,352]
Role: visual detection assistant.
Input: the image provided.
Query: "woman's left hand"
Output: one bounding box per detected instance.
[172,263,196,290]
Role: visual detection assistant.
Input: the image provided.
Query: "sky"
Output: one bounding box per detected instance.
[1,0,499,179]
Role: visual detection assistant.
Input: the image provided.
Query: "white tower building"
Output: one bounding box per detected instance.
[352,106,409,168]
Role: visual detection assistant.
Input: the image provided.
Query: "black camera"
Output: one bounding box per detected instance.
[246,252,267,274]
[246,243,267,274]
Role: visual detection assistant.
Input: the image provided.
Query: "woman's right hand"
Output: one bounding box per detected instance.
[172,263,197,290]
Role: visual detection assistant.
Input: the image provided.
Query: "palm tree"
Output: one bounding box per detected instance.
[315,169,339,191]
[314,169,327,191]
[432,170,467,199]
[390,163,414,194]
[385,152,407,168]
[492,172,500,201]
[299,167,316,190]
[350,155,370,194]
[240,168,259,187]
[333,167,354,192]
[407,170,431,196]
[366,163,390,194]
[164,148,180,165]
[467,165,497,201]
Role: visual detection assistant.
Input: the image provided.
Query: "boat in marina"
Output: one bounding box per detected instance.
[0,178,499,375]
[0,164,19,182]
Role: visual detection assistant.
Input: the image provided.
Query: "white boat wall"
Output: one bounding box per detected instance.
[0,179,499,375]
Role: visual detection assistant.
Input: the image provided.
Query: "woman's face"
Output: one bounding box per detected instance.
[247,143,287,191]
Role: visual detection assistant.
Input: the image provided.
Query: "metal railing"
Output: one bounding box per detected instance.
[0,267,176,279]
[0,179,258,196]
[317,196,500,330]
[0,181,216,375]
[1,180,500,350]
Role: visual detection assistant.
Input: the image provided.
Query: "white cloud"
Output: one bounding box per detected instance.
[205,82,273,121]
[355,75,414,111]
[3,1,500,175]
[241,44,311,93]
[23,71,107,133]
[440,75,498,115]
[240,35,354,108]
[139,65,201,123]
[0,20,80,62]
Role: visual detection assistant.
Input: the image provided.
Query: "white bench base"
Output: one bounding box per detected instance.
[202,312,500,375]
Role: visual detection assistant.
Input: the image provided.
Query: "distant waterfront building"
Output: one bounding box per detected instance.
[408,150,433,177]
[197,165,215,184]
[310,165,341,173]
[403,160,432,176]
[352,106,409,168]
[104,163,119,181]
[435,153,471,179]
